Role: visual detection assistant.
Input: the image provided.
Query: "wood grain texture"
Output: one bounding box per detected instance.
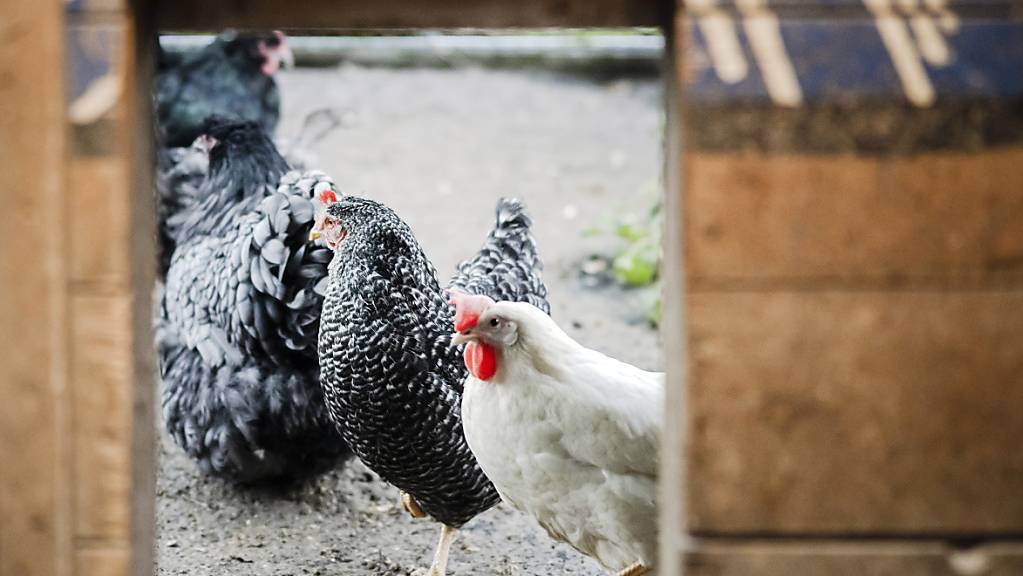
[71,294,133,541]
[686,290,1023,534]
[0,1,69,575]
[66,14,153,576]
[659,10,687,575]
[69,157,131,290]
[153,0,664,31]
[685,149,1023,287]
[684,541,1023,576]
[75,547,130,576]
[123,10,159,576]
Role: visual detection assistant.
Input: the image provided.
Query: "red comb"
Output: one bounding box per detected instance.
[318,190,338,205]
[448,290,495,333]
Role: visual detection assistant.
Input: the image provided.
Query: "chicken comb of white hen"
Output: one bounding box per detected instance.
[446,289,496,333]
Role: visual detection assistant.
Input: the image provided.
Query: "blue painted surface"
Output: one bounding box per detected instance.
[686,15,1023,104]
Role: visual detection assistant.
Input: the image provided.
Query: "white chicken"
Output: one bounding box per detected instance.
[449,291,663,576]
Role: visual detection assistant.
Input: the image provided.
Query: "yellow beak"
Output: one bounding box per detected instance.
[309,229,322,241]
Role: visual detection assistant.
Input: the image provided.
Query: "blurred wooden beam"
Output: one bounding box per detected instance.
[0,1,70,575]
[683,540,1023,576]
[153,0,667,31]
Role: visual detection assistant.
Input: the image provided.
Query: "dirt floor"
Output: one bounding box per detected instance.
[156,63,664,576]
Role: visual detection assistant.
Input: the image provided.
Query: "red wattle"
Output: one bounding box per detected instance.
[464,341,497,381]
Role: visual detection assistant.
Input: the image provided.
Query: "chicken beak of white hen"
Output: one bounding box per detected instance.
[451,331,473,347]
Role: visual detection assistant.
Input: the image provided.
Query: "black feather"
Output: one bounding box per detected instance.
[158,119,349,483]
[155,33,282,148]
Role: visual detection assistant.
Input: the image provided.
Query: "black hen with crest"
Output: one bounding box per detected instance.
[157,118,347,483]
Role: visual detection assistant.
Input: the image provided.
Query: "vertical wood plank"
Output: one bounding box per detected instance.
[125,7,158,576]
[75,547,130,576]
[659,5,687,576]
[71,295,133,542]
[0,1,69,576]
[64,6,156,576]
[69,157,131,289]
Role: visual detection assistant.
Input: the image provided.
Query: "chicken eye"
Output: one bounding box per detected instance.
[489,318,499,327]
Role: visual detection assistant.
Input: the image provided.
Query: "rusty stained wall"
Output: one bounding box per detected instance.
[0,0,153,575]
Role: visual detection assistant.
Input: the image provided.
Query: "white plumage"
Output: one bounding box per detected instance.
[452,298,663,575]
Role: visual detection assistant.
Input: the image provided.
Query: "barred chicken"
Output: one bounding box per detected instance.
[450,294,663,576]
[312,195,549,575]
[157,118,348,483]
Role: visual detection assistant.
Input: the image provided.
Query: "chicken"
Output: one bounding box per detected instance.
[156,139,208,276]
[155,108,343,277]
[155,31,293,147]
[157,118,348,483]
[449,294,663,576]
[312,195,549,575]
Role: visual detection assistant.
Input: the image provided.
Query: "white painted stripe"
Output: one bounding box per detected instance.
[737,0,803,107]
[910,13,951,65]
[689,0,749,85]
[864,0,936,107]
[924,0,960,33]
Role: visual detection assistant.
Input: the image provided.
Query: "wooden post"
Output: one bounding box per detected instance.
[0,1,70,575]
[0,1,155,575]
[676,2,1023,573]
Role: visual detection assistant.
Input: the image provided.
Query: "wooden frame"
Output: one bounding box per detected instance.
[1,2,677,576]
[9,2,1019,576]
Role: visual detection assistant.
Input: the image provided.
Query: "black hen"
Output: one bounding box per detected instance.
[156,140,208,276]
[155,31,292,147]
[155,107,343,278]
[157,119,347,483]
[314,196,549,574]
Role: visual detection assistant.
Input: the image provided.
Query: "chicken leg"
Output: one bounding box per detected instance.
[400,490,427,518]
[425,524,457,576]
[614,562,652,576]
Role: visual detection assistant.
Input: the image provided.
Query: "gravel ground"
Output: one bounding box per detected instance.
[157,63,664,576]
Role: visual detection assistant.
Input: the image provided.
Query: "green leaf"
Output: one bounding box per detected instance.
[612,239,659,287]
[615,223,646,243]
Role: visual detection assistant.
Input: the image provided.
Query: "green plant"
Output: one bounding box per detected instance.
[585,186,664,325]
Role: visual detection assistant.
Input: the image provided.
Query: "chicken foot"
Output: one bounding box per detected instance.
[400,490,427,518]
[614,561,652,576]
[423,524,457,576]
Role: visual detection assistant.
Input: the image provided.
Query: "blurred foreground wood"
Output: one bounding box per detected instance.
[4,0,1022,575]
[668,2,1023,574]
[0,1,155,576]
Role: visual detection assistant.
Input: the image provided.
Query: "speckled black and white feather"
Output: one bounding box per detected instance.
[158,119,348,483]
[448,198,550,316]
[317,196,549,527]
